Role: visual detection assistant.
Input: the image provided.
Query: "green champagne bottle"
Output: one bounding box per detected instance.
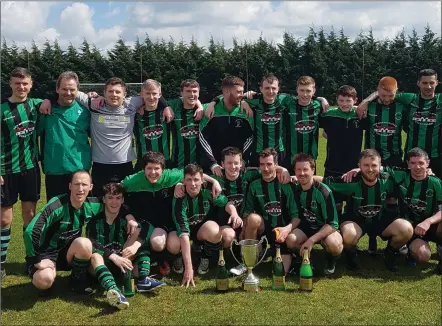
[216,248,229,292]
[272,244,286,290]
[122,270,135,297]
[299,248,313,291]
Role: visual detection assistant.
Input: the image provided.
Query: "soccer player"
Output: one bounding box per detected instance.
[285,153,343,275]
[87,183,164,309]
[170,164,242,287]
[199,76,254,175]
[38,71,91,200]
[121,151,222,275]
[358,69,442,178]
[1,67,42,279]
[242,148,300,274]
[319,149,414,272]
[169,79,204,168]
[23,171,102,295]
[383,148,442,273]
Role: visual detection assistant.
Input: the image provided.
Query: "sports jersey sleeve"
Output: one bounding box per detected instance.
[138,220,155,244]
[383,166,407,185]
[282,184,298,220]
[127,96,144,111]
[318,185,339,230]
[75,91,92,109]
[172,197,190,237]
[323,176,357,196]
[394,92,416,106]
[243,186,255,217]
[24,198,63,265]
[434,178,442,212]
[199,112,218,168]
[212,193,228,207]
[162,168,184,187]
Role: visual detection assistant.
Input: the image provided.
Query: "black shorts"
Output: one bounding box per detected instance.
[410,223,441,244]
[45,173,72,202]
[27,246,71,278]
[341,213,398,241]
[296,221,322,239]
[429,156,442,180]
[92,162,134,198]
[1,166,41,207]
[260,225,290,255]
[140,215,175,233]
[188,214,219,242]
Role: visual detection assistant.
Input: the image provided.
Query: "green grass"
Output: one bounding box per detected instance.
[1,127,441,325]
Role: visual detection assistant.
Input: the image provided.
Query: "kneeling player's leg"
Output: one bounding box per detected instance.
[285,228,308,250]
[66,237,93,293]
[150,228,167,253]
[196,221,222,274]
[408,239,431,263]
[32,259,57,290]
[220,226,236,248]
[381,218,413,272]
[243,213,265,240]
[321,231,343,275]
[167,231,185,274]
[1,206,13,276]
[340,221,363,271]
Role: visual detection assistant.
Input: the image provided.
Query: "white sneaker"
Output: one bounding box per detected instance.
[229,264,247,276]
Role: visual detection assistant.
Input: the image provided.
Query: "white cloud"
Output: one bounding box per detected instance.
[1,1,440,53]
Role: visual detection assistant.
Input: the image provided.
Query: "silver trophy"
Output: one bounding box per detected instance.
[230,236,268,293]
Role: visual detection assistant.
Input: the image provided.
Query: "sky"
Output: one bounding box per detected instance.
[1,1,441,53]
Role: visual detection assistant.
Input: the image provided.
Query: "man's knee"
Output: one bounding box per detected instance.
[245,214,262,230]
[90,253,104,268]
[221,228,236,248]
[166,233,181,254]
[324,232,343,256]
[33,269,56,290]
[151,236,167,252]
[410,241,431,263]
[71,237,93,255]
[1,207,13,227]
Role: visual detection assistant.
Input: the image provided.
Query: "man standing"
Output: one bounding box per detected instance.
[1,67,42,278]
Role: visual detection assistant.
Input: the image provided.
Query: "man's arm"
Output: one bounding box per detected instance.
[199,119,219,172]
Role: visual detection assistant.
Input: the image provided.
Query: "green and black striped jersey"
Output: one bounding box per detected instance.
[281,96,323,161]
[24,195,103,264]
[172,189,228,236]
[212,168,261,214]
[87,208,154,260]
[1,98,42,175]
[290,180,339,231]
[134,108,171,160]
[363,101,407,160]
[324,173,395,222]
[169,98,201,168]
[395,93,442,158]
[384,166,442,224]
[243,178,298,228]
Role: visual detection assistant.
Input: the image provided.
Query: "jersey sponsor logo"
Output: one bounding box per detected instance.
[98,115,130,125]
[264,201,281,216]
[104,241,123,254]
[58,228,81,243]
[143,124,164,139]
[303,209,317,223]
[180,124,199,139]
[295,119,316,134]
[15,121,35,138]
[188,213,206,225]
[227,194,244,207]
[404,197,427,214]
[261,113,281,125]
[357,205,382,219]
[412,112,437,126]
[373,122,396,136]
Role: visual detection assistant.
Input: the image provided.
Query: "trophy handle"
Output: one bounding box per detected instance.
[230,238,242,266]
[255,235,269,267]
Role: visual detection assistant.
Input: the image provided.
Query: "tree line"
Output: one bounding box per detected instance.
[1,25,441,104]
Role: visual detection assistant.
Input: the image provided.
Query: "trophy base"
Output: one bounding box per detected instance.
[243,282,260,293]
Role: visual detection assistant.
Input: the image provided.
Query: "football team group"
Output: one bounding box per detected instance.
[1,66,441,309]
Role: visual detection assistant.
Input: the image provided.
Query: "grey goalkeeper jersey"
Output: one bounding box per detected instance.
[76,92,143,164]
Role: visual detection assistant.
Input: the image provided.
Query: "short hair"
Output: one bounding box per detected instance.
[418,69,438,80]
[261,75,279,86]
[259,148,278,164]
[184,163,203,177]
[10,67,31,80]
[104,77,126,93]
[221,146,242,162]
[221,76,244,89]
[336,85,357,99]
[70,170,92,183]
[56,71,79,89]
[297,76,315,87]
[102,183,125,197]
[378,76,397,91]
[293,153,315,170]
[142,151,165,169]
[406,147,429,161]
[142,79,161,91]
[359,149,381,161]
[180,79,200,91]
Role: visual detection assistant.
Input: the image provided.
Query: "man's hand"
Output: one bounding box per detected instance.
[274,225,291,243]
[126,218,138,236]
[211,180,222,198]
[39,99,52,115]
[181,268,195,288]
[342,168,360,183]
[109,254,133,273]
[299,239,315,256]
[137,105,145,116]
[228,213,243,229]
[356,101,369,119]
[322,130,328,139]
[34,260,55,270]
[415,220,431,236]
[205,102,216,119]
[290,175,298,183]
[87,92,99,98]
[91,96,105,109]
[427,168,434,176]
[210,164,223,177]
[240,101,254,118]
[243,91,257,99]
[0,176,4,185]
[277,168,291,184]
[317,97,329,113]
[162,106,174,122]
[174,183,186,198]
[122,244,140,258]
[194,107,204,121]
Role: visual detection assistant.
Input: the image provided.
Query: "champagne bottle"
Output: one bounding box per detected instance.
[272,244,286,290]
[299,248,313,291]
[216,248,229,292]
[122,270,135,297]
